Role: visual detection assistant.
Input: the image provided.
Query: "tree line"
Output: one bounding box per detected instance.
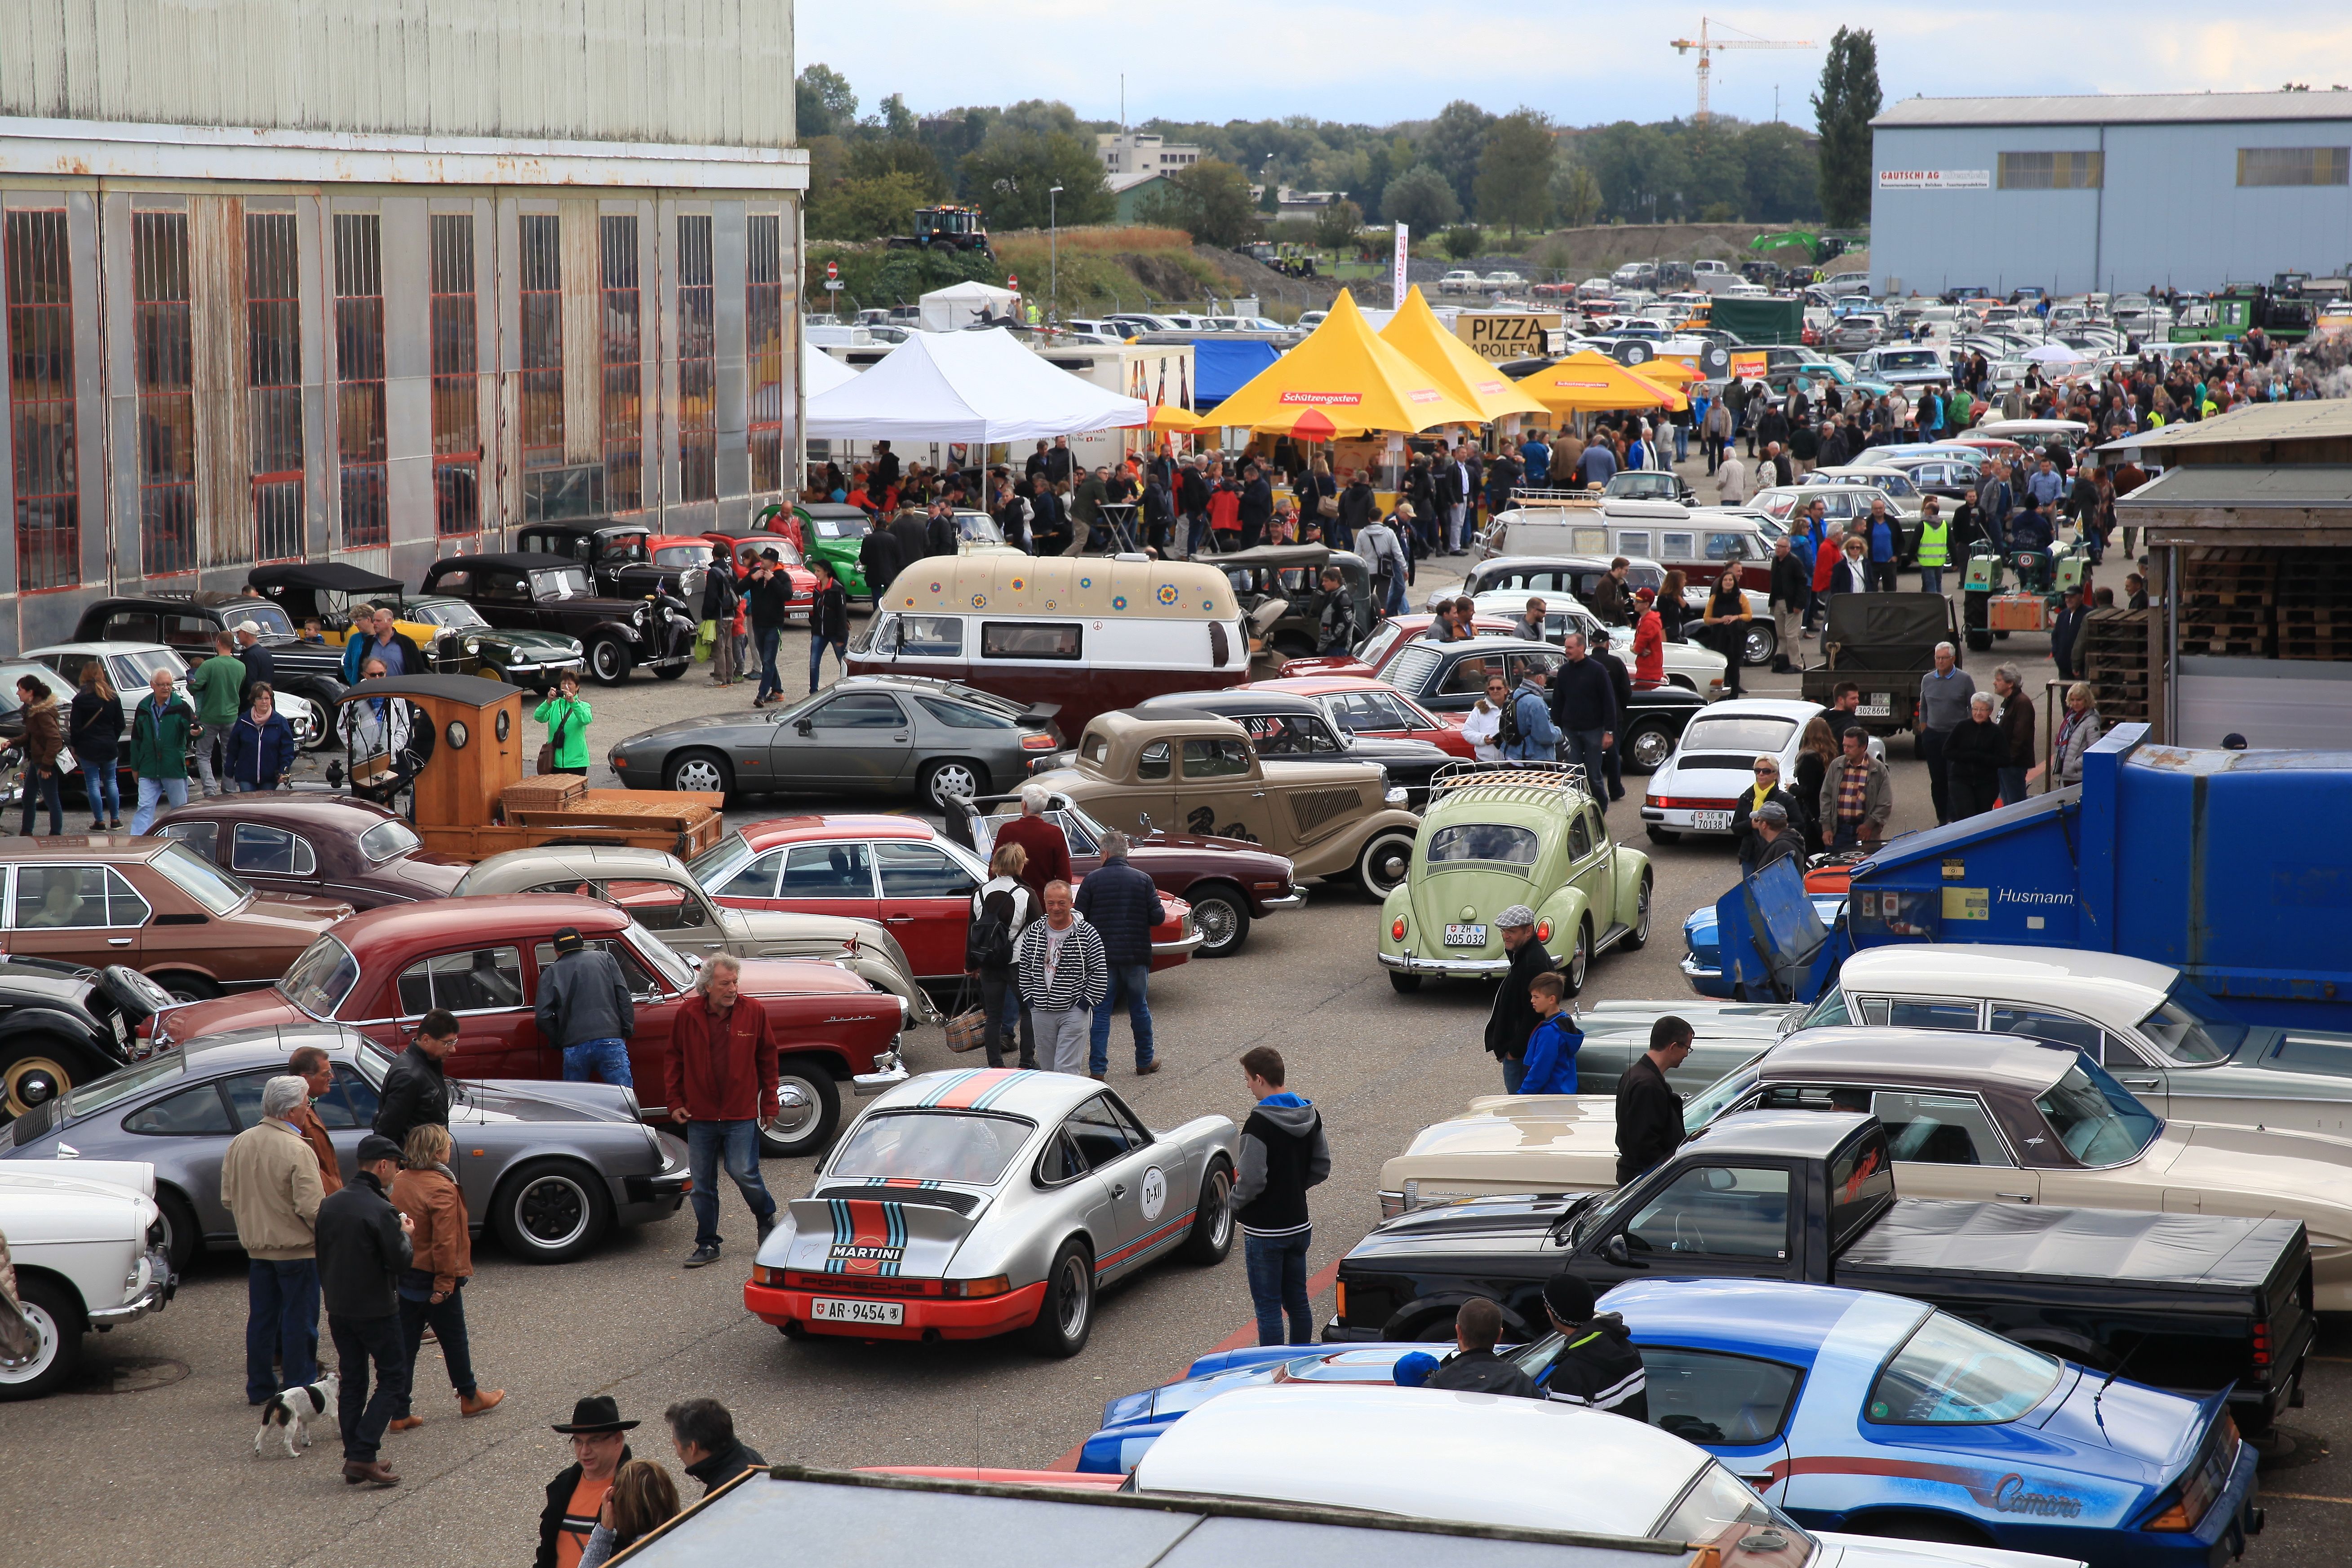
[795,31,1879,250]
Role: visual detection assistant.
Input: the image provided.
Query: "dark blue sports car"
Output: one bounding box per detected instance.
[1683,895,1846,996]
[1079,1278,2259,1568]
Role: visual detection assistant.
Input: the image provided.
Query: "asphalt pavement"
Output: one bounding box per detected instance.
[5,536,2344,1568]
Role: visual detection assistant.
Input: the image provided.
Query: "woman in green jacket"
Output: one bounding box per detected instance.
[533,673,593,777]
[128,666,196,832]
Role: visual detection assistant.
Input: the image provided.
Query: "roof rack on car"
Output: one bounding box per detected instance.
[1500,488,1605,509]
[1427,760,1592,808]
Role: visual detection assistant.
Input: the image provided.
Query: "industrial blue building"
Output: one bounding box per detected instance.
[1869,90,2352,297]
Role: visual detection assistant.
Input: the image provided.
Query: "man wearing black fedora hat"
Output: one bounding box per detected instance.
[538,1395,637,1568]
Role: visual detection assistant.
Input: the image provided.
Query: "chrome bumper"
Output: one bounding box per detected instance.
[852,1044,908,1098]
[89,1246,174,1325]
[507,658,584,675]
[1679,953,1722,984]
[1259,890,1309,914]
[1152,930,1206,962]
[1376,950,1510,979]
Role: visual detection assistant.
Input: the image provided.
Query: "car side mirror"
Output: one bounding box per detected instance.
[1137,812,1153,833]
[794,718,814,736]
[1602,1233,1632,1267]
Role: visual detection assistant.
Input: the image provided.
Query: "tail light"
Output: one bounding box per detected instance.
[1019,733,1057,751]
[1535,918,1553,943]
[752,1265,786,1287]
[2252,1323,2272,1367]
[1333,1281,1349,1322]
[942,1276,1011,1299]
[1390,916,1407,941]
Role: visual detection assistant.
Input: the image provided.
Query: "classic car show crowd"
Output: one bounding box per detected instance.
[4,298,2348,1568]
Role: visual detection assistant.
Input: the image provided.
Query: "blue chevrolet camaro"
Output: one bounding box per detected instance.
[1079,1278,2259,1568]
[1682,895,1847,996]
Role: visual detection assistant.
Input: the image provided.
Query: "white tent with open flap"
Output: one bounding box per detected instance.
[802,342,857,397]
[803,327,1149,444]
[918,281,1021,332]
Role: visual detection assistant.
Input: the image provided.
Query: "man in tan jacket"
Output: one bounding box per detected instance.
[220,1075,326,1404]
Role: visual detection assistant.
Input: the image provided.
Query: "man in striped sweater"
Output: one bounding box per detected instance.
[1013,881,1108,1076]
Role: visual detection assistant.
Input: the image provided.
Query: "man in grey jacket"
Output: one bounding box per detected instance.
[536,926,636,1088]
[1014,881,1108,1076]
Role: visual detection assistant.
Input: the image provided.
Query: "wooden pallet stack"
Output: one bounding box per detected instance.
[2274,549,2352,663]
[2079,607,2151,722]
[2175,548,2275,658]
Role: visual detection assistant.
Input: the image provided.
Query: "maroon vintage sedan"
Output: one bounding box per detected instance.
[942,791,1304,959]
[150,796,469,909]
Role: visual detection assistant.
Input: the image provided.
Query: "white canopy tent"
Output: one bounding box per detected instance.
[919,281,1021,332]
[802,342,858,397]
[803,328,1149,444]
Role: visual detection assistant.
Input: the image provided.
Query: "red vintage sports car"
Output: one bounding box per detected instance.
[152,895,906,1156]
[693,816,1204,981]
[1239,674,1477,758]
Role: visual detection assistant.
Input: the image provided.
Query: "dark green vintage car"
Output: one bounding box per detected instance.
[247,563,585,692]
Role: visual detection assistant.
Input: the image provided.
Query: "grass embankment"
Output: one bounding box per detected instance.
[806,227,1242,318]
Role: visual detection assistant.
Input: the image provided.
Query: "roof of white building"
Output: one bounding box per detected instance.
[1876,89,2352,129]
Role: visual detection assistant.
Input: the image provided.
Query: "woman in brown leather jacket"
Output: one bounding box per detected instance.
[387,1125,502,1429]
[15,676,64,836]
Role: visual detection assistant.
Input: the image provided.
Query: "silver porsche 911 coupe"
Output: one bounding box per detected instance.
[746,1068,1237,1356]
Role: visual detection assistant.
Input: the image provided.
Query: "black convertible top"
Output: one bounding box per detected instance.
[248,563,404,595]
[427,552,599,576]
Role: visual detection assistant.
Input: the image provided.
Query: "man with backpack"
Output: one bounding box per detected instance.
[967,845,1036,1069]
[1499,665,1560,762]
[1354,509,1410,618]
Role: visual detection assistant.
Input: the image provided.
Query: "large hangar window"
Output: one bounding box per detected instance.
[1996,152,2103,190]
[2237,147,2350,187]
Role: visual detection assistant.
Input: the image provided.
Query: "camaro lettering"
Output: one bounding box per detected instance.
[1987,1474,2082,1517]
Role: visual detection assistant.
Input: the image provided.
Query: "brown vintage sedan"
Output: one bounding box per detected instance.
[151,796,469,909]
[0,838,352,1002]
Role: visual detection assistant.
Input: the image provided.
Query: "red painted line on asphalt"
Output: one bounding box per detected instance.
[1046,1257,1345,1471]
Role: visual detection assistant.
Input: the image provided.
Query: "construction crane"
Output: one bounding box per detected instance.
[1670,18,1812,124]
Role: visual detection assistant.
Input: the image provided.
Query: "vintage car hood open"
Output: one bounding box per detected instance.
[782,1186,993,1279]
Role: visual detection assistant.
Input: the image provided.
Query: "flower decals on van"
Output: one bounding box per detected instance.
[1111,595,1129,611]
[1010,576,1026,591]
[928,581,944,593]
[1078,577,1093,590]
[1158,584,1181,606]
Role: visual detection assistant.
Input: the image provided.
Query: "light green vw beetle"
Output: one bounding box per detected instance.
[1377,762,1652,995]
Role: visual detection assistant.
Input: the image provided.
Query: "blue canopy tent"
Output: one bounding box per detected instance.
[1190,339,1283,410]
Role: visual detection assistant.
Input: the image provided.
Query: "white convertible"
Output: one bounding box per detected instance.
[0,1159,173,1400]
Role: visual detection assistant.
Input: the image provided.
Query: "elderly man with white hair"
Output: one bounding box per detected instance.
[994,782,1072,905]
[219,1074,328,1404]
[1914,639,1976,828]
[1016,881,1109,1076]
[666,953,780,1271]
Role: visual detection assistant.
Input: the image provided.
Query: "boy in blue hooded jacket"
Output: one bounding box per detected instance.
[1518,971,1584,1095]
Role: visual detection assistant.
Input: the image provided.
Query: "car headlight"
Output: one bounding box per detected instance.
[1384,785,1408,805]
[464,637,480,654]
[633,605,649,626]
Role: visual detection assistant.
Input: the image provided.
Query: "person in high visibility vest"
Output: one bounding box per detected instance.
[1915,495,1950,597]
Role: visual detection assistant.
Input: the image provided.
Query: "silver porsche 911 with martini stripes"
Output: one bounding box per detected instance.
[745,1068,1238,1356]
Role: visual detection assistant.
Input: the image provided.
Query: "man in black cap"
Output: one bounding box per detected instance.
[538,1396,637,1568]
[1527,1274,1648,1420]
[315,1133,414,1486]
[1484,906,1554,1094]
[1422,1297,1540,1397]
[1615,1016,1692,1184]
[536,927,635,1088]
[373,1009,457,1148]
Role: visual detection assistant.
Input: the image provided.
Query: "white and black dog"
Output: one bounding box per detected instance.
[254,1373,339,1458]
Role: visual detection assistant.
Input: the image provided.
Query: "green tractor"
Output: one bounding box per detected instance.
[2171,283,2316,345]
[1961,530,2089,652]
[888,206,993,259]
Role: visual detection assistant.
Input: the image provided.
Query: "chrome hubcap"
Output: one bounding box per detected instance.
[767,1078,819,1143]
[1194,899,1238,952]
[1631,728,1673,769]
[1207,1171,1232,1248]
[930,766,977,803]
[0,1301,59,1383]
[1057,1257,1089,1335]
[675,759,725,793]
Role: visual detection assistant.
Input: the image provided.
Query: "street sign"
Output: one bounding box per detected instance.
[1007,273,1019,290]
[825,261,839,280]
[1392,225,1409,311]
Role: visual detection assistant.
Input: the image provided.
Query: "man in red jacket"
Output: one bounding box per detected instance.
[995,784,1072,903]
[665,955,779,1270]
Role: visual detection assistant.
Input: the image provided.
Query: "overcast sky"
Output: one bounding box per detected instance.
[799,6,2352,129]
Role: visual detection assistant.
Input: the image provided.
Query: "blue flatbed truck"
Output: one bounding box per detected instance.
[1717,724,2352,1027]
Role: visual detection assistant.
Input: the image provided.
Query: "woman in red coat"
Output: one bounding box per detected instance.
[1630,589,1665,684]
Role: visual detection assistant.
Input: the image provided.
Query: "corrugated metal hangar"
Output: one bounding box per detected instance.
[0,1,807,650]
[1870,89,2352,301]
